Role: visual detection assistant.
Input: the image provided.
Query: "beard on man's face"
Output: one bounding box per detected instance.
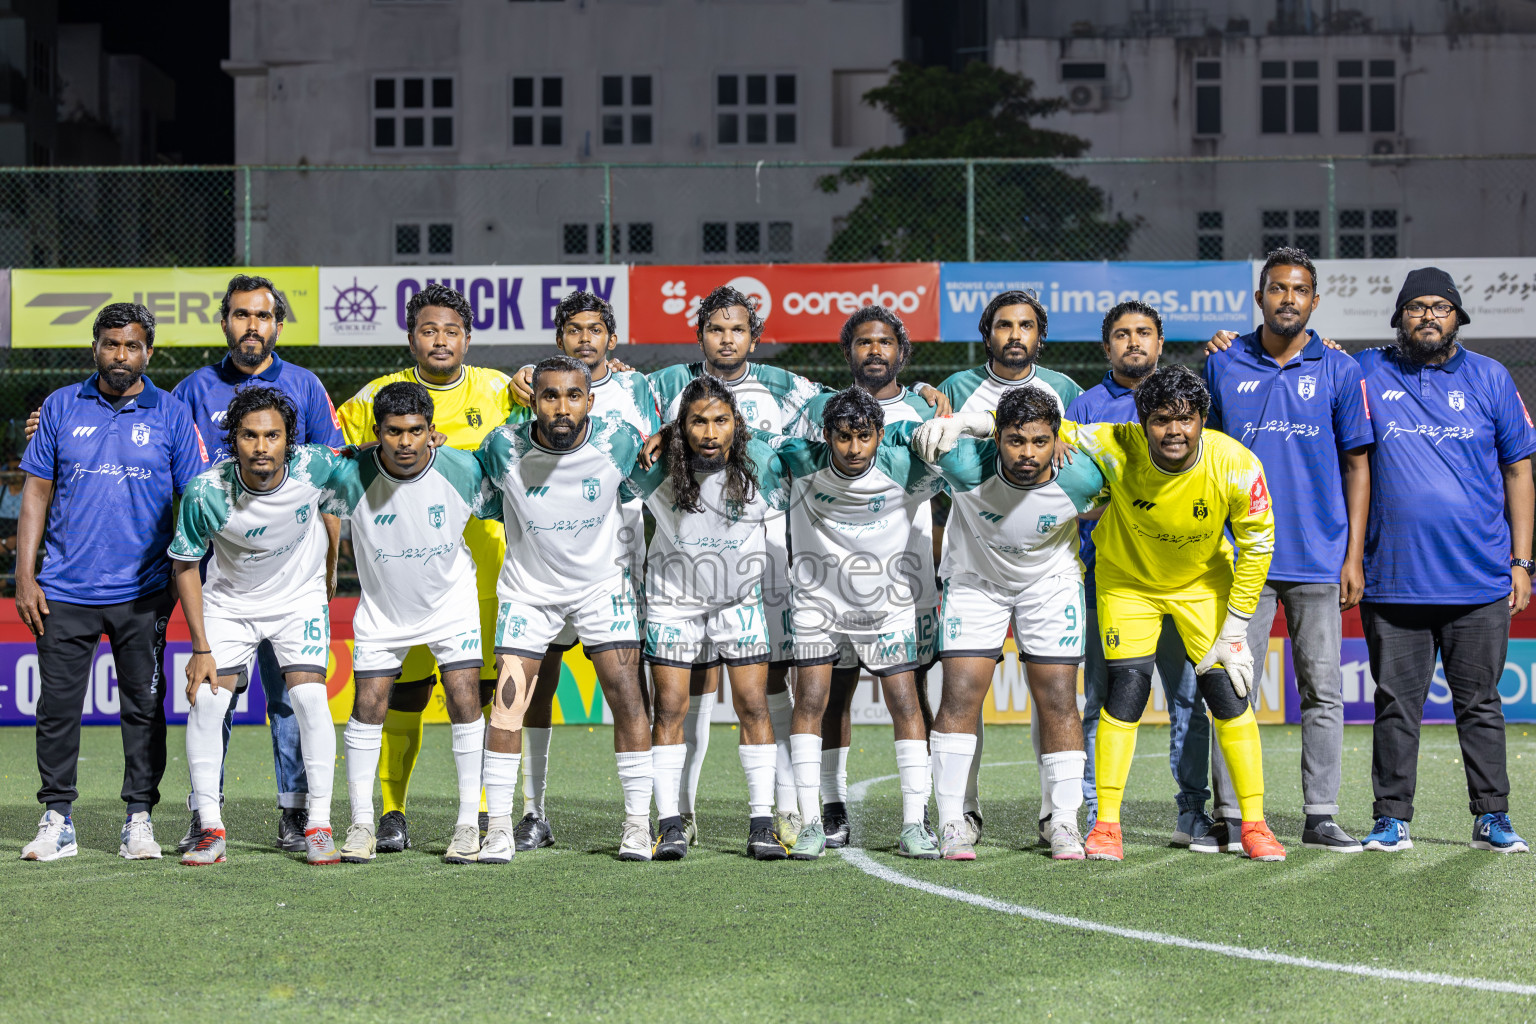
[1395,321,1458,365]
[226,324,275,369]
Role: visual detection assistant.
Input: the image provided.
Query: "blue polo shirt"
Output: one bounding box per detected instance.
[20,374,208,605]
[1065,371,1139,593]
[172,351,342,463]
[1204,329,1373,584]
[1357,344,1536,604]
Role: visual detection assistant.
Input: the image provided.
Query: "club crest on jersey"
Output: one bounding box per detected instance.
[1105,627,1120,650]
[740,400,759,423]
[725,499,745,523]
[505,615,527,639]
[294,503,311,524]
[1298,375,1316,400]
[1192,499,1209,520]
[867,495,885,514]
[945,618,962,641]
[1449,390,1466,412]
[583,477,602,502]
[1036,513,1058,534]
[466,407,482,428]
[428,504,445,529]
[131,422,151,447]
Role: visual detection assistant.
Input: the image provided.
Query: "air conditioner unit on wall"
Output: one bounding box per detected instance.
[1371,136,1407,156]
[1066,83,1107,112]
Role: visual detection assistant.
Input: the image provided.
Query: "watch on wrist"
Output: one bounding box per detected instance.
[1512,558,1534,574]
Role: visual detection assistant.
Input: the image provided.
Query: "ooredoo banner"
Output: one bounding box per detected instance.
[628,263,940,343]
[318,266,629,345]
[940,261,1254,342]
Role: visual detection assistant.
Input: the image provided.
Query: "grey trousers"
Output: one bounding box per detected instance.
[1212,580,1344,818]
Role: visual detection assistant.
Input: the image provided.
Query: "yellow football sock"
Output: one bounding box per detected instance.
[378,708,425,815]
[1213,707,1265,821]
[1093,711,1140,825]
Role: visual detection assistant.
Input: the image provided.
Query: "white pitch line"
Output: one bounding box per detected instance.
[842,766,1536,997]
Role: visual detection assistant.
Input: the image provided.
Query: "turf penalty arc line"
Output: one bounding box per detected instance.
[842,767,1536,997]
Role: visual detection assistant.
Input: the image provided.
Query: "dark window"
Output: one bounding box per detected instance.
[1371,234,1397,257]
[427,224,453,255]
[746,113,768,144]
[375,74,454,150]
[717,75,738,105]
[1369,60,1395,78]
[632,114,652,145]
[768,221,793,253]
[775,113,796,144]
[375,79,396,109]
[1292,60,1318,79]
[432,78,453,108]
[1197,210,1223,230]
[1260,61,1286,79]
[432,116,453,147]
[403,78,424,108]
[563,224,589,255]
[375,117,396,147]
[396,224,420,255]
[541,115,562,146]
[1339,209,1365,229]
[1261,85,1287,133]
[1371,209,1397,229]
[1196,85,1221,134]
[403,117,424,147]
[514,77,562,147]
[1338,83,1364,132]
[775,74,795,105]
[593,225,619,256]
[603,114,624,145]
[602,76,624,106]
[1195,61,1221,81]
[717,113,738,144]
[542,77,562,107]
[702,222,728,253]
[1293,84,1318,132]
[512,77,534,107]
[512,116,533,145]
[1294,209,1320,229]
[746,74,767,105]
[1369,83,1395,132]
[1262,210,1289,229]
[736,222,761,253]
[1338,60,1363,78]
[628,223,654,254]
[1061,62,1107,79]
[1339,235,1365,258]
[1197,235,1223,260]
[632,76,652,106]
[718,73,794,146]
[1294,234,1320,256]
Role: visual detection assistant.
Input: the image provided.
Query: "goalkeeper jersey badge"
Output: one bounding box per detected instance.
[1192,499,1209,520]
[466,407,483,427]
[428,504,445,528]
[583,477,602,502]
[1105,627,1120,650]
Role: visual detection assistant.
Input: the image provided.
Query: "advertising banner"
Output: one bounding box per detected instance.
[1270,258,1536,341]
[940,261,1254,342]
[628,263,941,344]
[10,267,319,347]
[317,266,629,346]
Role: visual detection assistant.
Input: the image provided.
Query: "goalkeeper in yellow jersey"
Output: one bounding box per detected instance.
[337,283,526,853]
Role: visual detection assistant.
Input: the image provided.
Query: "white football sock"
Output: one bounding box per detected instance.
[1041,750,1087,827]
[789,732,823,823]
[739,743,776,819]
[288,683,336,830]
[929,730,977,828]
[615,750,653,827]
[964,707,984,816]
[894,738,932,827]
[521,726,551,818]
[767,689,797,815]
[680,691,716,816]
[186,685,234,831]
[483,749,521,821]
[1031,712,1054,821]
[651,743,686,820]
[820,745,849,806]
[450,721,485,828]
[343,718,383,828]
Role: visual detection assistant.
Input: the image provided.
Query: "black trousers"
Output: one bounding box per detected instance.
[1361,599,1511,821]
[34,588,174,816]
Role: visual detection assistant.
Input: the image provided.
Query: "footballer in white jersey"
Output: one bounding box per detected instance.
[912,387,1103,861]
[475,355,656,862]
[170,387,342,866]
[761,387,944,861]
[324,382,502,864]
[627,375,794,859]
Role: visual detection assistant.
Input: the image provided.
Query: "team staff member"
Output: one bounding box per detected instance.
[1069,301,1211,847]
[1203,248,1373,854]
[338,283,519,854]
[16,303,208,861]
[1355,268,1536,854]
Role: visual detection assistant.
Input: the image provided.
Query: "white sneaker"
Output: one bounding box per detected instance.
[119,811,162,860]
[444,823,482,864]
[1049,821,1085,861]
[618,820,652,861]
[479,819,515,864]
[339,823,376,864]
[22,810,77,862]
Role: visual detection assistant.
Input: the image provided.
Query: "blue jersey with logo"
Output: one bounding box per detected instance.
[1064,371,1139,594]
[20,374,208,605]
[1204,329,1373,583]
[172,351,342,463]
[1357,345,1536,604]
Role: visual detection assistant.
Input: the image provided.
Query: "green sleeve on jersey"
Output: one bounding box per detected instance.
[433,447,501,520]
[898,390,939,423]
[625,450,668,501]
[319,458,365,518]
[594,419,644,479]
[938,367,987,410]
[787,393,829,441]
[875,443,942,496]
[1035,365,1085,407]
[752,427,829,478]
[755,364,831,426]
[646,363,697,416]
[289,444,342,491]
[475,424,518,482]
[168,475,230,560]
[505,403,532,425]
[745,438,791,510]
[618,371,664,435]
[933,436,993,493]
[1055,455,1108,514]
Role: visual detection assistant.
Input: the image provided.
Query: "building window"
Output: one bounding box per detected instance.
[394,221,454,263]
[1196,210,1223,260]
[1338,208,1397,258]
[717,73,796,146]
[563,223,650,259]
[1337,59,1395,134]
[373,75,456,150]
[600,75,654,146]
[1061,63,1107,80]
[628,223,654,255]
[1194,61,1221,135]
[1260,209,1320,257]
[1260,60,1318,135]
[701,220,791,258]
[513,76,563,147]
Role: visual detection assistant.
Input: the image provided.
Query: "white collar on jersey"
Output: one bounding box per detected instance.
[590,363,613,388]
[411,365,467,392]
[830,457,877,482]
[985,363,1037,388]
[239,464,290,496]
[876,386,910,406]
[373,444,437,483]
[1148,437,1205,476]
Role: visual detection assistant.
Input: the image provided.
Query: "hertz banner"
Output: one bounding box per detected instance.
[10,267,319,347]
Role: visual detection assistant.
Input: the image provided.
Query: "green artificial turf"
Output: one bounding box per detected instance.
[1,722,1534,1022]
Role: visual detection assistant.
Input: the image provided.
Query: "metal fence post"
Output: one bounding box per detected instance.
[1324,157,1336,259]
[242,165,252,266]
[965,159,976,262]
[603,164,613,264]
